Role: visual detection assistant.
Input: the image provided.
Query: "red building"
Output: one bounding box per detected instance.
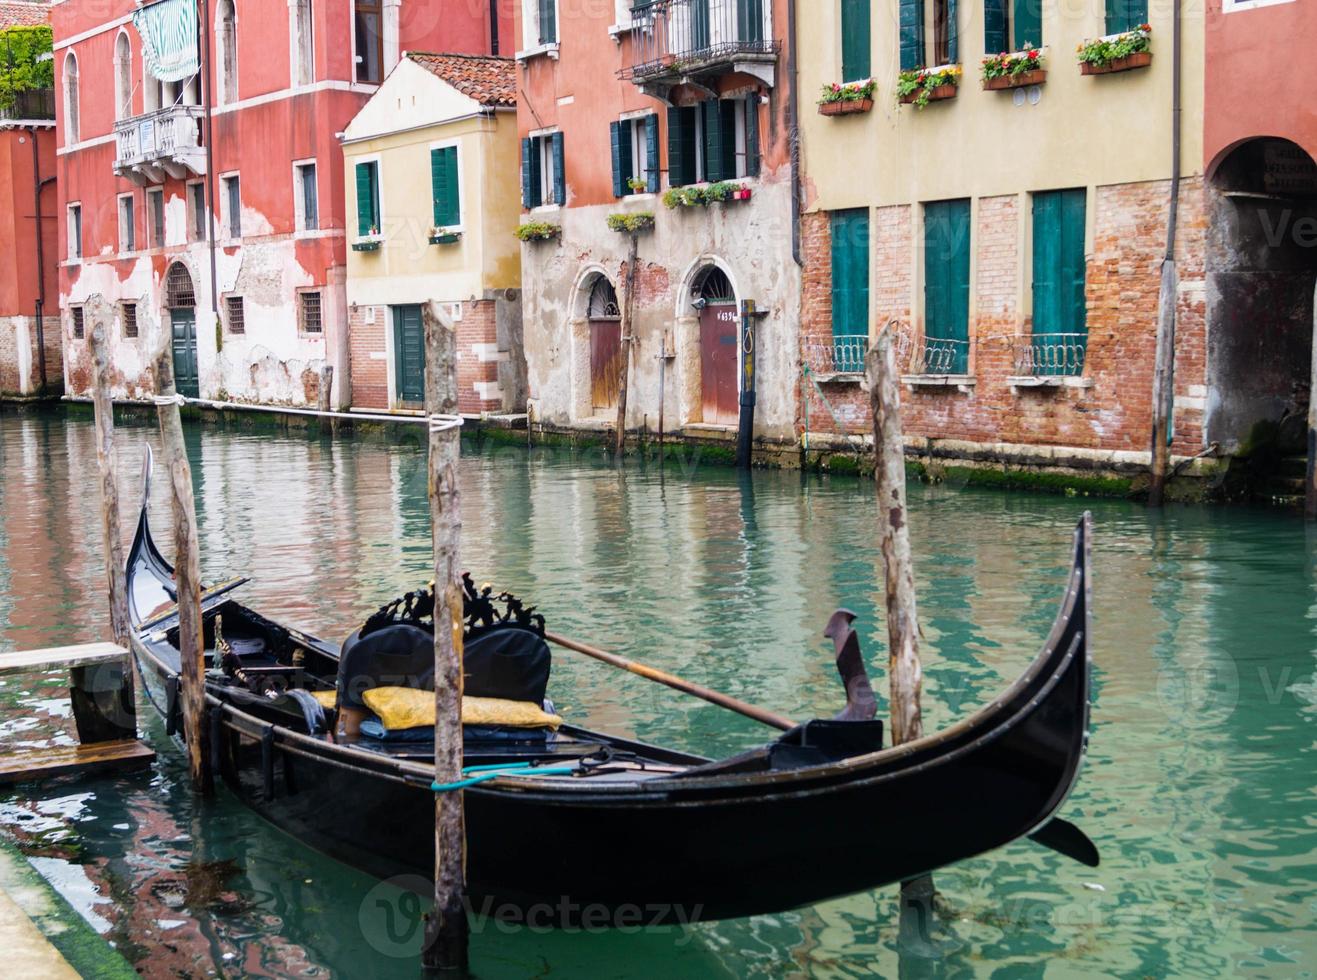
[0,0,59,399]
[54,0,510,406]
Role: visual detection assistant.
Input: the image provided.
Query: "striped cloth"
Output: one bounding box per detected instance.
[132,0,198,83]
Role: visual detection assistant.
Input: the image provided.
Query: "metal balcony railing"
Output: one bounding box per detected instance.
[0,89,56,122]
[113,104,207,183]
[1013,332,1088,377]
[909,336,970,375]
[621,0,777,82]
[805,335,869,376]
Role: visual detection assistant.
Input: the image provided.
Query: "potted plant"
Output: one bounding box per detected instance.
[731,185,753,202]
[607,212,655,234]
[627,176,650,193]
[981,48,1045,90]
[352,226,383,251]
[515,221,561,243]
[897,65,961,108]
[429,226,462,245]
[1078,24,1152,75]
[818,78,876,116]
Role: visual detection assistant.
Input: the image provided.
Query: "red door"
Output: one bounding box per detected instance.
[590,318,622,413]
[700,303,740,425]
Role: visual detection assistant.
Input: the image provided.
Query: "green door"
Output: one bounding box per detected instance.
[923,199,971,374]
[1032,189,1087,375]
[170,309,199,398]
[393,305,425,405]
[830,208,870,372]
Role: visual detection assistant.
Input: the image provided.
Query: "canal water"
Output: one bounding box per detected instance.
[0,409,1313,978]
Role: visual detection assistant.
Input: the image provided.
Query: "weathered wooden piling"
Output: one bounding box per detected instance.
[420,301,470,973]
[89,321,130,649]
[153,346,211,794]
[614,234,639,461]
[1307,277,1317,520]
[1148,258,1178,507]
[317,364,335,438]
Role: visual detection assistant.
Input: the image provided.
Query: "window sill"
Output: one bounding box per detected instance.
[351,237,384,252]
[902,374,976,392]
[811,371,865,384]
[607,23,634,41]
[1007,375,1094,390]
[516,43,561,63]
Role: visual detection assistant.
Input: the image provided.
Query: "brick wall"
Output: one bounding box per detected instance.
[0,316,64,398]
[348,304,388,410]
[799,179,1208,455]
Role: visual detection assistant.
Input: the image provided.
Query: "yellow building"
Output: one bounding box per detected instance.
[797,1,1207,469]
[342,53,524,414]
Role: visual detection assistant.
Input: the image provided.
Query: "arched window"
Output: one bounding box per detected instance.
[63,52,79,144]
[694,267,735,304]
[114,32,132,120]
[217,0,237,105]
[587,277,621,319]
[166,263,196,309]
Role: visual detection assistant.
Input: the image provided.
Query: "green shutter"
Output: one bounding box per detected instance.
[899,0,925,70]
[355,161,377,236]
[947,0,959,63]
[431,147,459,227]
[551,132,565,205]
[830,208,870,371]
[984,0,1007,55]
[521,138,532,208]
[743,95,760,178]
[538,0,557,43]
[611,121,625,198]
[1032,189,1087,375]
[692,0,710,49]
[737,0,763,43]
[703,99,736,183]
[667,106,695,187]
[645,114,661,192]
[1106,0,1144,33]
[1013,0,1042,48]
[923,200,971,374]
[841,0,871,80]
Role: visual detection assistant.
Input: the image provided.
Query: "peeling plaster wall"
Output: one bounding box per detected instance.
[522,180,800,440]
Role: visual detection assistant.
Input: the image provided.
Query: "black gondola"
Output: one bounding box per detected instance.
[126,449,1097,925]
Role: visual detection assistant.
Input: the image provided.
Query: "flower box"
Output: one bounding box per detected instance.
[429,231,462,245]
[983,69,1046,90]
[515,222,561,243]
[1080,51,1152,75]
[819,98,874,116]
[607,212,655,234]
[899,83,957,105]
[352,238,382,252]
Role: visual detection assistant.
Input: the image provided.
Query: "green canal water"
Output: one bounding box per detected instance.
[0,409,1314,978]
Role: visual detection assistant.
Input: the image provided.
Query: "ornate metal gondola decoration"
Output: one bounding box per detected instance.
[359,574,546,640]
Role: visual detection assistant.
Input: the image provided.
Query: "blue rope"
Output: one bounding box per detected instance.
[432,763,577,793]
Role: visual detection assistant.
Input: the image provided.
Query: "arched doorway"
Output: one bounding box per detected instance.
[693,266,739,425]
[587,275,621,414]
[165,263,200,398]
[1207,138,1317,485]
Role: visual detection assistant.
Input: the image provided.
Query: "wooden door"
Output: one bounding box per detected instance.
[170,309,199,398]
[393,305,425,405]
[924,198,971,374]
[590,319,622,413]
[1032,188,1087,375]
[700,302,740,425]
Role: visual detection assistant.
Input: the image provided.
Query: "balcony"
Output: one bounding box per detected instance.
[114,104,206,186]
[0,89,56,125]
[805,335,869,380]
[902,337,976,390]
[1007,333,1091,389]
[620,0,779,100]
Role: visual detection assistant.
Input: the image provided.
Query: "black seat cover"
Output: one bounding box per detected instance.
[464,627,551,704]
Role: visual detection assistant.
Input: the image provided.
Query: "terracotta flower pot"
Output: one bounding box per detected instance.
[899,84,957,105]
[1080,51,1152,75]
[818,98,874,116]
[983,69,1046,90]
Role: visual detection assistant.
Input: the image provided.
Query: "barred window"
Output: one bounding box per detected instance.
[71,307,84,339]
[299,291,322,333]
[227,296,245,334]
[122,302,138,339]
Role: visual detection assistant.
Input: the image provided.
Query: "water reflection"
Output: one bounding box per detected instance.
[0,410,1313,976]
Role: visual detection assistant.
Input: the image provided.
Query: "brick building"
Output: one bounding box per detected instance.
[797,1,1209,474]
[0,0,59,399]
[54,0,509,407]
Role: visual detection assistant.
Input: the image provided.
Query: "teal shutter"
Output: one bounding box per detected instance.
[355,161,376,235]
[1032,189,1087,375]
[667,106,696,187]
[947,0,959,63]
[610,121,625,198]
[737,0,763,43]
[521,137,534,208]
[431,147,459,227]
[899,0,925,70]
[551,132,565,205]
[830,208,870,371]
[645,114,660,192]
[923,200,971,374]
[984,0,1007,54]
[1106,0,1145,33]
[702,99,723,182]
[841,0,871,80]
[1013,0,1042,47]
[692,0,710,50]
[1061,189,1087,341]
[743,95,760,178]
[538,0,557,43]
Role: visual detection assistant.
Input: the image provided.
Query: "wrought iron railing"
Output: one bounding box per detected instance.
[1013,332,1088,377]
[114,104,206,171]
[622,0,777,81]
[805,334,869,375]
[909,336,970,375]
[0,89,55,121]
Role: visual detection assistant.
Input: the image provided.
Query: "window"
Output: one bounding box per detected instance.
[899,0,958,70]
[63,52,79,144]
[121,302,139,339]
[830,209,869,372]
[355,0,383,83]
[666,97,761,187]
[114,32,132,120]
[521,133,564,209]
[226,296,245,335]
[67,204,82,260]
[118,194,136,253]
[299,291,323,334]
[841,0,871,81]
[1106,0,1148,35]
[221,174,241,238]
[355,160,381,236]
[431,146,461,227]
[147,188,165,247]
[538,0,558,44]
[292,0,314,85]
[188,182,206,241]
[1031,188,1087,376]
[71,307,85,340]
[610,115,659,197]
[295,162,319,231]
[922,199,971,374]
[217,0,238,105]
[985,0,1042,52]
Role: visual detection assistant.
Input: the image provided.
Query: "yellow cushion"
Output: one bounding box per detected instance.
[311,690,338,710]
[361,687,563,732]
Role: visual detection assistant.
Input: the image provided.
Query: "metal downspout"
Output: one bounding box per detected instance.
[201,0,221,389]
[787,0,800,267]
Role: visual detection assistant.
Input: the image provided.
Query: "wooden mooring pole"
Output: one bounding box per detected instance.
[614,234,639,462]
[420,301,470,973]
[1148,258,1178,507]
[866,329,938,950]
[153,345,211,795]
[1306,277,1317,520]
[89,321,130,648]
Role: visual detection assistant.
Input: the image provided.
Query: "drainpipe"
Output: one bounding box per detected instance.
[489,0,500,56]
[1147,0,1182,506]
[786,0,801,267]
[200,0,221,387]
[28,125,51,395]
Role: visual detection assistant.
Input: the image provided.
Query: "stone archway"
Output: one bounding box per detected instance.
[691,265,740,426]
[164,262,200,398]
[585,275,622,414]
[1207,138,1317,495]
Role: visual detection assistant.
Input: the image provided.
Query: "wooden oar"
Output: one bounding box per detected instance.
[544,631,797,732]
